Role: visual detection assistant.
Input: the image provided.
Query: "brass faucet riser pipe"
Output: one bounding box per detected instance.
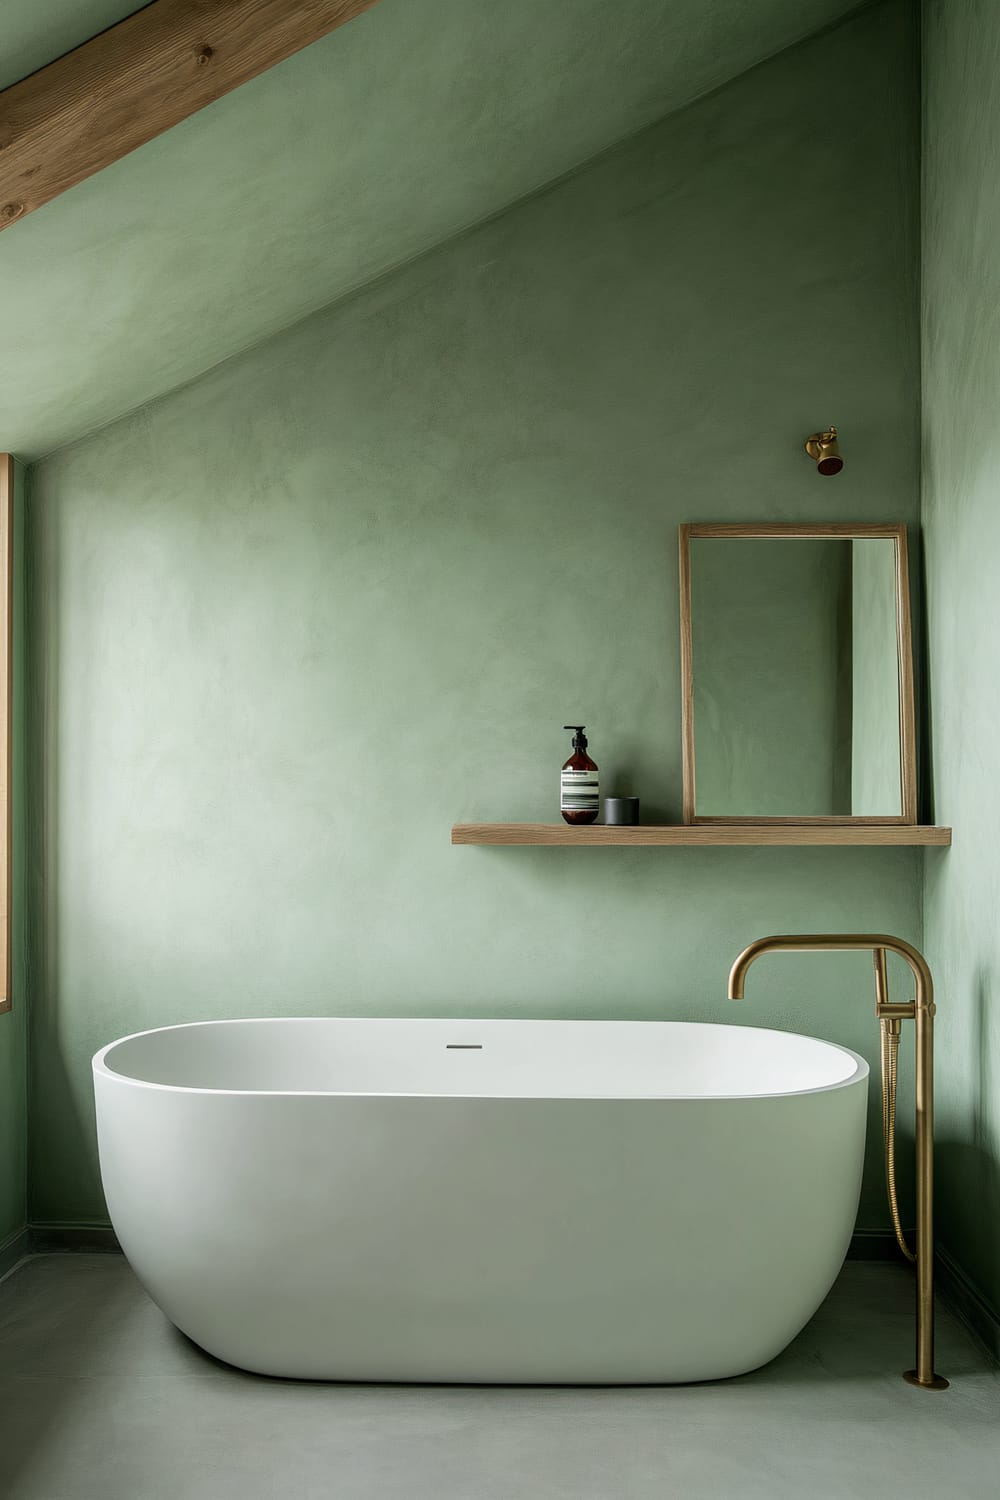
[727,932,947,1390]
[908,999,942,1389]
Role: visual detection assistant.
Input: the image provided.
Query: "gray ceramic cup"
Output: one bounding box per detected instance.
[604,797,640,825]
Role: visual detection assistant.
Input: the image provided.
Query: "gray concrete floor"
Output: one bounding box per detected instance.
[0,1255,996,1500]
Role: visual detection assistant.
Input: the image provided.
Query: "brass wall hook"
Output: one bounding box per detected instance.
[804,425,843,475]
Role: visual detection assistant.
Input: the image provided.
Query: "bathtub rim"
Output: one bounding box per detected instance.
[92,1016,869,1103]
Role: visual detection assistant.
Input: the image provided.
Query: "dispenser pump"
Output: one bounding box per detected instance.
[560,725,599,825]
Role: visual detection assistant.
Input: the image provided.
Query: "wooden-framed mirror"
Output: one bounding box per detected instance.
[679,523,917,825]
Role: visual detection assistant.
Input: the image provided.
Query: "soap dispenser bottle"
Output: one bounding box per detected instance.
[560,726,599,825]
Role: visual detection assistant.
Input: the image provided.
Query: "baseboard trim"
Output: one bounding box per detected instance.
[27,1223,120,1254]
[847,1228,909,1260]
[10,1226,923,1262]
[935,1244,1000,1364]
[6,1226,909,1270]
[0,1227,30,1281]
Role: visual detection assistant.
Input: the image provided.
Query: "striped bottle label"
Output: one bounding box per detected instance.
[560,769,599,813]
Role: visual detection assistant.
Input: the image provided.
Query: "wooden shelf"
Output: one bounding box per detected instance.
[452,823,952,847]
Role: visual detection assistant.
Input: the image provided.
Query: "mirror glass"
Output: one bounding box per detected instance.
[684,532,911,820]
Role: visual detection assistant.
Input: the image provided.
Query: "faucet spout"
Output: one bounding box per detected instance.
[726,931,946,1391]
[728,932,933,1011]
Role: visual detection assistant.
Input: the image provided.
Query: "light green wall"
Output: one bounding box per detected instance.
[0,0,862,461]
[922,0,1000,1319]
[1,460,28,1250]
[27,1,921,1227]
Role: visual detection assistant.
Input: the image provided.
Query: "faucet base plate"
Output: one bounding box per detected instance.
[903,1369,950,1391]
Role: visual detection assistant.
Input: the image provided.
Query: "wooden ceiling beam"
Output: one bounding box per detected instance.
[0,0,381,231]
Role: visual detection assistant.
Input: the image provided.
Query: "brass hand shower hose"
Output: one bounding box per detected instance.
[876,949,915,1264]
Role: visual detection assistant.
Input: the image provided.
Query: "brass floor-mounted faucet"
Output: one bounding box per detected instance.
[728,933,948,1391]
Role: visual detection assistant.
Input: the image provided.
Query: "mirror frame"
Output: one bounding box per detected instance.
[678,522,917,826]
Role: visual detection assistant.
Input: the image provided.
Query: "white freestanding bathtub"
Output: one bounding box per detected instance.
[93,1018,867,1384]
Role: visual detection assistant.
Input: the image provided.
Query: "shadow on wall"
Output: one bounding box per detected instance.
[27,488,104,1224]
[972,966,996,1158]
[935,967,1000,1284]
[936,962,1000,1321]
[936,1138,1000,1318]
[915,532,935,822]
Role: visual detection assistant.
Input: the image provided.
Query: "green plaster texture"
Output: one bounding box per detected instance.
[26,1,921,1227]
[922,0,1000,1324]
[0,0,860,461]
[0,461,28,1248]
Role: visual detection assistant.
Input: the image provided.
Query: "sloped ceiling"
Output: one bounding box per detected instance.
[1,0,862,459]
